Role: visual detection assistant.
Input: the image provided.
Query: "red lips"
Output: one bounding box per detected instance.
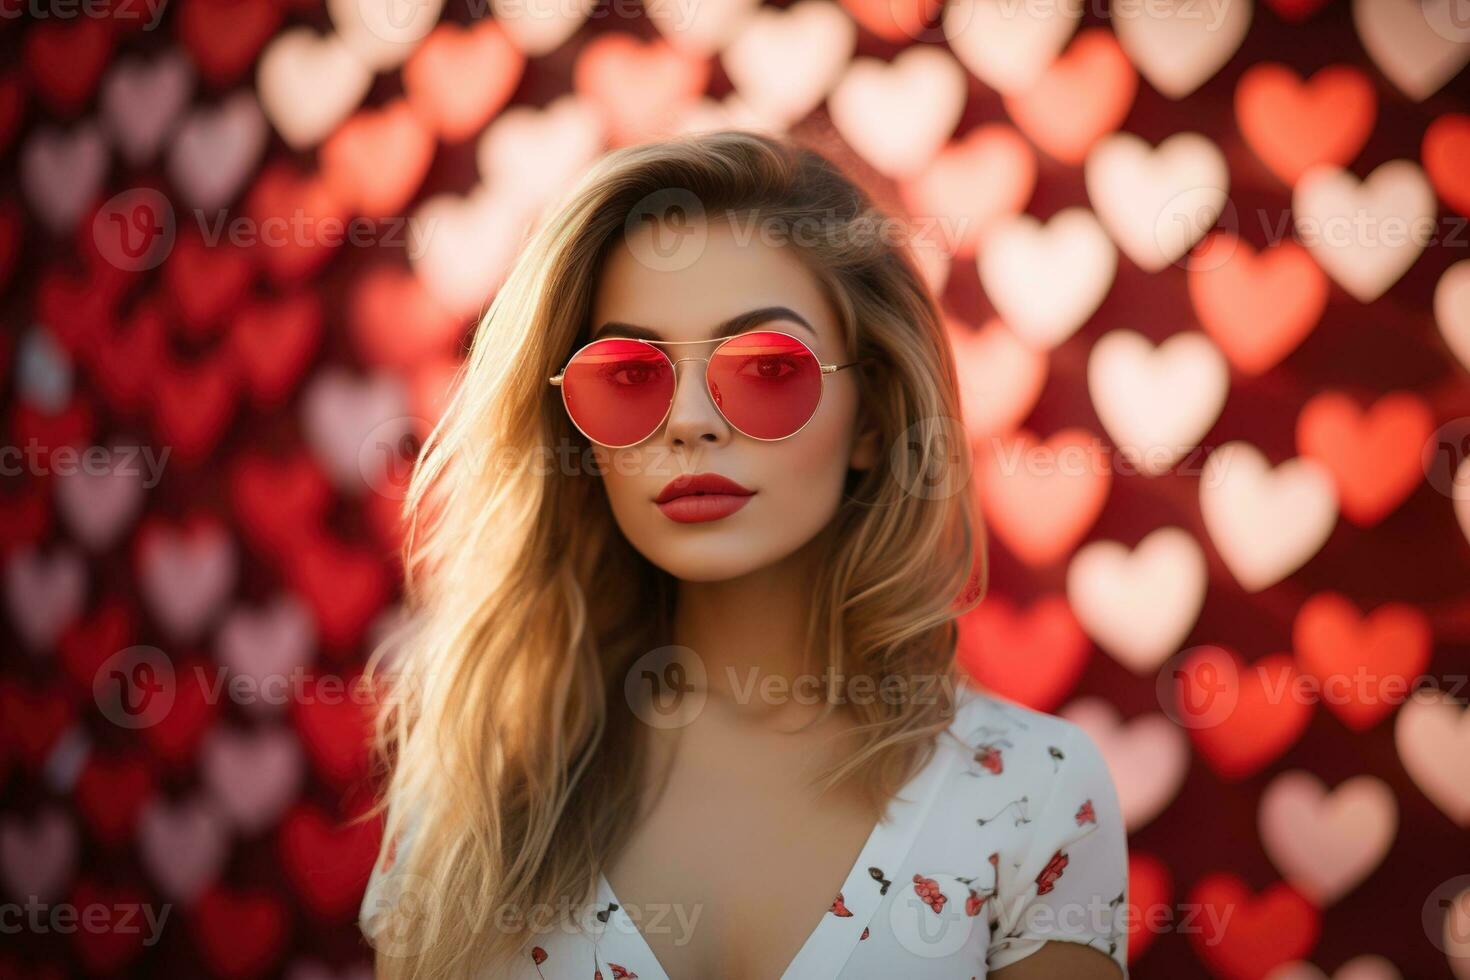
[654,472,754,503]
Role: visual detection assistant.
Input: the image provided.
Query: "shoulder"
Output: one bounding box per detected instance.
[945,683,1110,780]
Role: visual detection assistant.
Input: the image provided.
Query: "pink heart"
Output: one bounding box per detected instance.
[1,807,77,903]
[135,516,238,644]
[4,544,87,653]
[214,596,318,716]
[300,367,412,493]
[167,91,269,212]
[55,447,147,552]
[202,725,305,835]
[101,50,195,168]
[138,796,228,903]
[20,121,109,236]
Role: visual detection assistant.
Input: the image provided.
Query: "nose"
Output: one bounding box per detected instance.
[661,357,730,448]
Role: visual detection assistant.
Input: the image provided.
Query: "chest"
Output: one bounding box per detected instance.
[602,720,884,979]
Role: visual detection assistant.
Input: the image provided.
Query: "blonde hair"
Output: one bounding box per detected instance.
[364,128,987,978]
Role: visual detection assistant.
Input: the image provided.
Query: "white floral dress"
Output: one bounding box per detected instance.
[360,684,1130,978]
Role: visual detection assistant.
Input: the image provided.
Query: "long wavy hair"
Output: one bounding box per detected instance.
[363,128,987,978]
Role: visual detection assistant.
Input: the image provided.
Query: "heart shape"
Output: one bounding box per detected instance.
[948,317,1047,441]
[167,91,269,212]
[1188,874,1321,979]
[1113,0,1253,99]
[257,28,373,150]
[230,292,325,407]
[410,183,532,316]
[828,46,966,179]
[1087,329,1229,475]
[101,51,195,167]
[476,95,607,221]
[1067,526,1207,675]
[1295,391,1434,528]
[1200,441,1338,592]
[1002,28,1137,166]
[194,887,289,979]
[300,366,412,493]
[721,0,856,129]
[4,544,86,653]
[943,0,1080,93]
[1176,647,1315,779]
[216,596,318,717]
[134,514,238,645]
[403,21,525,142]
[138,796,228,903]
[1424,113,1470,218]
[328,0,444,71]
[955,594,1089,711]
[321,100,435,216]
[899,123,1036,259]
[20,121,108,236]
[1394,687,1470,827]
[55,446,146,552]
[176,0,282,86]
[1353,0,1470,101]
[979,206,1117,349]
[978,427,1111,567]
[0,807,76,903]
[573,35,711,146]
[202,725,306,834]
[1259,769,1396,906]
[278,804,380,921]
[1061,696,1189,832]
[1235,63,1376,186]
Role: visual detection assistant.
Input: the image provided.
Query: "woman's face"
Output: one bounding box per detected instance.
[584,215,878,583]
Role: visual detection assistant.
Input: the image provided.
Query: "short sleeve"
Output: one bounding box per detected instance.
[985,722,1129,976]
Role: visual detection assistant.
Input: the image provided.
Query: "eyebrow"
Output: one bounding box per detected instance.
[589,306,818,343]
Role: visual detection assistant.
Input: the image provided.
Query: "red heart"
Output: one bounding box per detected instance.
[956,595,1089,711]
[14,398,97,472]
[152,349,239,463]
[1295,390,1434,527]
[1125,852,1172,963]
[58,596,135,692]
[175,0,284,87]
[1236,64,1375,186]
[573,35,710,146]
[87,296,167,415]
[899,123,1036,259]
[163,229,257,339]
[839,0,941,42]
[348,265,464,368]
[228,450,332,562]
[0,678,74,768]
[292,672,374,790]
[1003,29,1137,166]
[1293,592,1432,731]
[1188,233,1328,376]
[69,881,150,974]
[1175,647,1313,780]
[0,480,52,557]
[277,804,381,921]
[193,887,288,980]
[229,292,323,406]
[403,21,525,142]
[978,428,1111,567]
[321,100,435,217]
[1262,0,1333,21]
[141,657,219,767]
[244,163,349,284]
[285,532,391,654]
[24,18,113,115]
[75,751,155,846]
[0,69,25,157]
[36,263,123,356]
[1424,113,1470,219]
[1187,874,1321,980]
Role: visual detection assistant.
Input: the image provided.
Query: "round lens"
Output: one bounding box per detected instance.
[561,339,674,447]
[707,331,823,440]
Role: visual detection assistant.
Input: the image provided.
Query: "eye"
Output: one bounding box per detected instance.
[602,359,667,386]
[736,354,801,379]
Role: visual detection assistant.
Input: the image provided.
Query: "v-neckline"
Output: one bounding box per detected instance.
[591,727,963,980]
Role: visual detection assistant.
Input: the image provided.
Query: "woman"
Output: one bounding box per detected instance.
[360,130,1128,979]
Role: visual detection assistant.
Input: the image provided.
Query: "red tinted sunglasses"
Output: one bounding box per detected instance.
[549,329,863,448]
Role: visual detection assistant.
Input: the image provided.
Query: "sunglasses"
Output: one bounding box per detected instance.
[549,329,863,448]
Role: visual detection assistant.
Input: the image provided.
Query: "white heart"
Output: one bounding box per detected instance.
[1435,259,1470,372]
[1113,0,1253,99]
[722,0,856,129]
[492,0,594,56]
[1293,160,1436,303]
[1265,955,1404,980]
[20,121,109,236]
[0,807,76,904]
[168,91,269,212]
[328,0,444,71]
[1396,687,1470,827]
[1259,770,1397,906]
[828,46,966,179]
[1353,0,1470,101]
[4,544,87,653]
[410,184,533,316]
[1066,526,1206,674]
[648,0,761,56]
[477,95,607,220]
[214,595,318,716]
[942,0,1080,93]
[55,446,147,552]
[1088,329,1229,475]
[1086,131,1228,272]
[257,28,373,150]
[137,522,238,644]
[1199,441,1338,592]
[1061,696,1189,832]
[100,50,195,167]
[676,93,782,137]
[979,207,1116,349]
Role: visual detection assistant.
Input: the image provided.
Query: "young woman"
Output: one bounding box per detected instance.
[359,130,1128,979]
